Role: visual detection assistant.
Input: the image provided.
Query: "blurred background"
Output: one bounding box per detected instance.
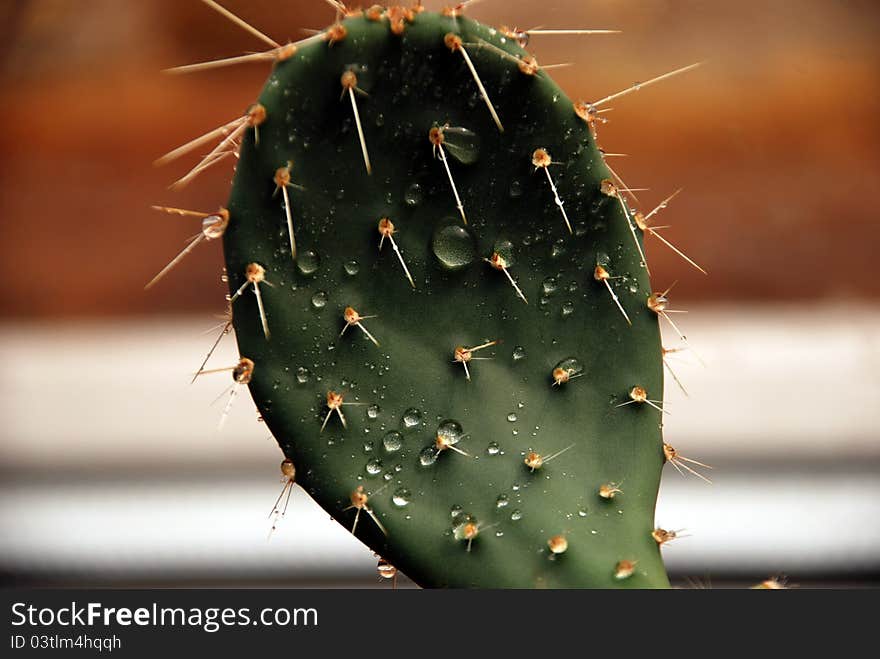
[1,0,878,588]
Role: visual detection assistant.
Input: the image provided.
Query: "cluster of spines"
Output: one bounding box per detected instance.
[151,0,716,586]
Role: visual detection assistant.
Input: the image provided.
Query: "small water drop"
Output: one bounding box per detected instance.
[512,346,527,361]
[553,356,584,379]
[392,487,411,507]
[450,504,463,519]
[311,291,328,308]
[510,509,523,521]
[367,404,380,419]
[419,446,437,466]
[404,183,423,206]
[344,260,360,276]
[383,430,403,453]
[507,412,518,422]
[486,441,501,456]
[561,301,575,317]
[578,508,589,518]
[496,494,509,508]
[551,239,567,259]
[297,250,320,275]
[365,458,383,476]
[403,408,422,428]
[542,276,558,295]
[295,367,311,384]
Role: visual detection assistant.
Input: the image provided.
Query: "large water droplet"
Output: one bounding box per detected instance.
[297,250,320,275]
[442,126,480,164]
[507,413,518,422]
[383,430,403,453]
[431,223,477,271]
[403,408,422,428]
[311,291,328,308]
[436,419,465,446]
[392,487,411,507]
[365,458,383,476]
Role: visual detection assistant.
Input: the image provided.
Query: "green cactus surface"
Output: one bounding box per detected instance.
[215,7,671,588]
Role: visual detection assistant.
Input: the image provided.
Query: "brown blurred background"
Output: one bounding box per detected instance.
[1,1,879,587]
[1,0,879,317]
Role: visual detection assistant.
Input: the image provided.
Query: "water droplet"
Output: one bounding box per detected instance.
[507,413,518,422]
[383,430,403,453]
[578,508,589,518]
[512,346,527,361]
[431,223,477,271]
[450,504,463,519]
[510,509,523,521]
[553,356,584,379]
[344,260,360,276]
[551,240,567,259]
[596,251,610,268]
[404,183,423,206]
[492,239,516,266]
[392,487,411,507]
[442,126,480,164]
[201,215,225,239]
[365,458,383,476]
[496,494,509,508]
[297,250,320,275]
[542,276,558,295]
[403,408,422,428]
[486,441,501,456]
[295,367,311,384]
[367,404,380,419]
[419,446,437,466]
[311,291,328,308]
[436,419,464,446]
[561,301,575,317]
[509,179,522,198]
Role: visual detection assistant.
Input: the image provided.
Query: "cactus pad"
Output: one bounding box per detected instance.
[205,7,675,588]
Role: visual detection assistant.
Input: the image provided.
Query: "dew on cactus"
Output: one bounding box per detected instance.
[152,0,710,588]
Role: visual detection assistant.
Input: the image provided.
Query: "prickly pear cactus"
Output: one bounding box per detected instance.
[160,4,704,588]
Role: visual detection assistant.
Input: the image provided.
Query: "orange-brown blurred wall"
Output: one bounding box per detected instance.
[1,0,878,317]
